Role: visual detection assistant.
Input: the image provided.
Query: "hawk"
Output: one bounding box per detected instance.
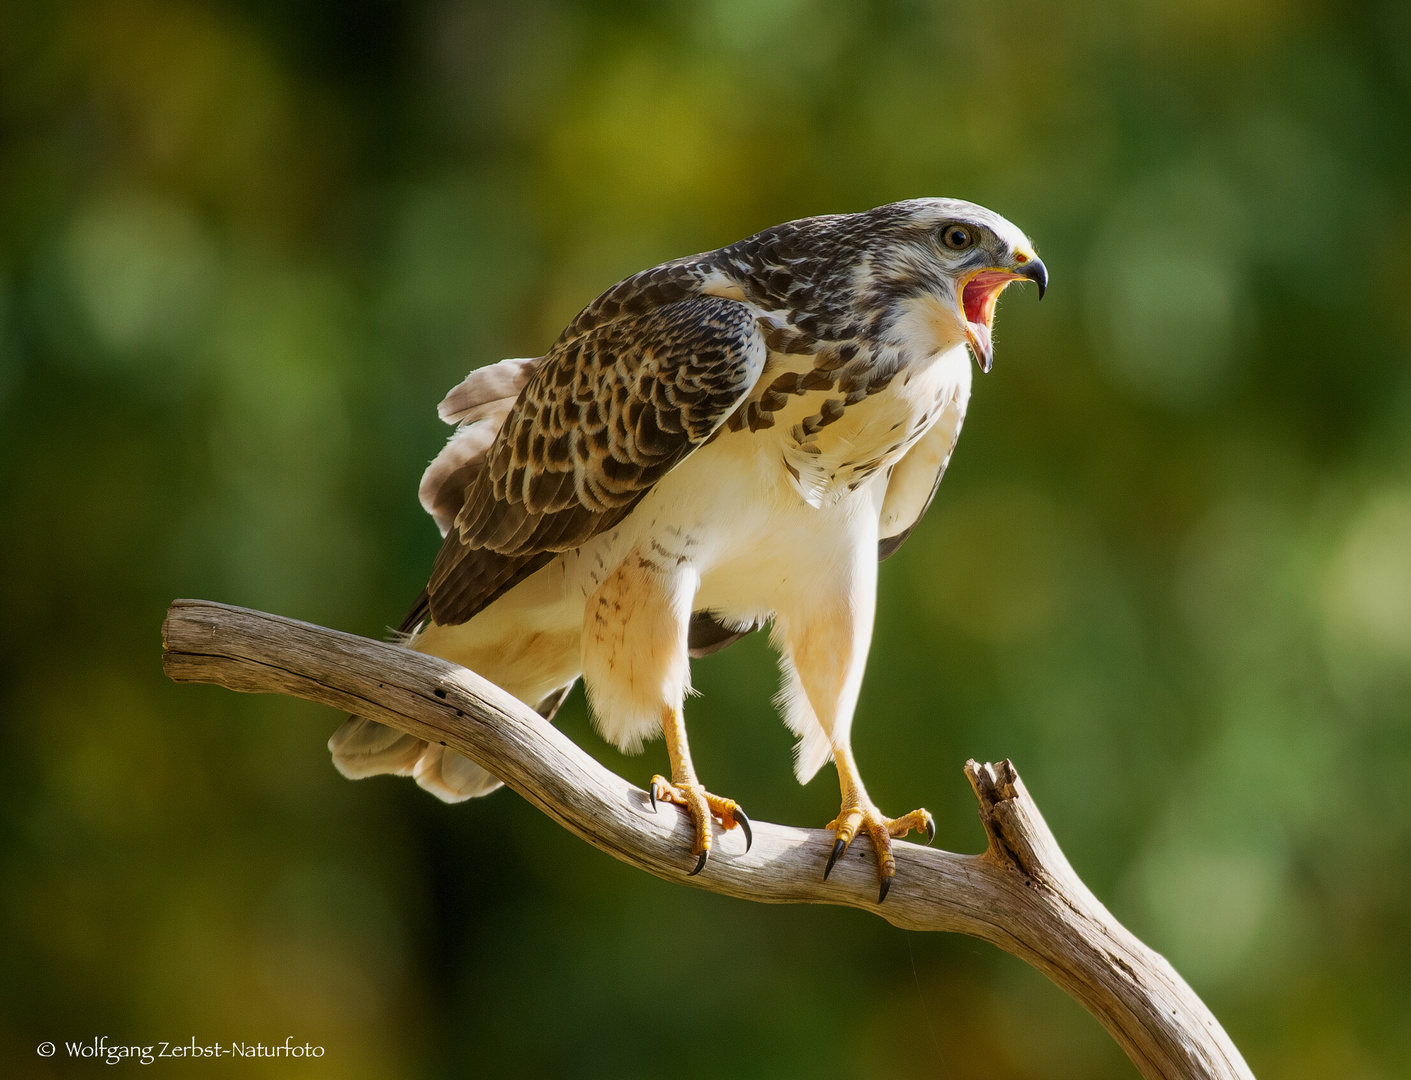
[331,199,1046,901]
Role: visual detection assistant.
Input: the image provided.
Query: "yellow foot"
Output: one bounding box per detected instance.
[649,776,753,875]
[824,802,935,903]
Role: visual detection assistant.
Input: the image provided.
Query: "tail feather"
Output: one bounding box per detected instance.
[328,716,424,779]
[412,743,502,802]
[327,679,578,803]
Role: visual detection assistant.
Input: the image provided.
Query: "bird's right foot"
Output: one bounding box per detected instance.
[823,800,934,903]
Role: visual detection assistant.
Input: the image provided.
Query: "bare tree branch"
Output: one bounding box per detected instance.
[161,598,1254,1080]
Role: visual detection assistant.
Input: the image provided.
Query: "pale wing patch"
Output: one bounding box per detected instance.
[419,420,502,536]
[696,269,746,302]
[420,356,543,536]
[877,371,970,556]
[878,392,966,538]
[437,356,541,424]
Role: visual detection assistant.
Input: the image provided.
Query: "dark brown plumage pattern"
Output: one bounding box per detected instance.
[426,295,767,625]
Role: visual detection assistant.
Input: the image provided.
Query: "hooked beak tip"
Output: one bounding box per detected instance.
[1020,257,1048,299]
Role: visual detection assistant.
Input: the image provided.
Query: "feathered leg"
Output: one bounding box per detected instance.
[775,508,933,902]
[581,551,750,873]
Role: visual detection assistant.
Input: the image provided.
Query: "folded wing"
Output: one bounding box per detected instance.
[877,385,968,560]
[425,295,769,627]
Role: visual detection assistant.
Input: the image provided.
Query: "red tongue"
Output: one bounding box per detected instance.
[963,271,1015,326]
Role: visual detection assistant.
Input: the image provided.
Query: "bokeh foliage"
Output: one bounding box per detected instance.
[2,1,1410,1077]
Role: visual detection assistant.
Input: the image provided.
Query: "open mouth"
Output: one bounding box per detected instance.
[961,270,1024,374]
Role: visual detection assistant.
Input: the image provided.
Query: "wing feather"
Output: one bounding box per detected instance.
[419,357,540,537]
[426,295,768,625]
[877,389,968,560]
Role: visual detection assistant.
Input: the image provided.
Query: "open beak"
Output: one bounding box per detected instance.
[961,256,1047,373]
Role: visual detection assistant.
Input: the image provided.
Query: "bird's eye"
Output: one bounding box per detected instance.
[940,225,975,251]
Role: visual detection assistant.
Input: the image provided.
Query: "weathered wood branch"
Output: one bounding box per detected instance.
[161,599,1253,1080]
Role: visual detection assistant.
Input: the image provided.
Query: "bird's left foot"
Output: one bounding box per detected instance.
[649,776,753,875]
[824,801,935,903]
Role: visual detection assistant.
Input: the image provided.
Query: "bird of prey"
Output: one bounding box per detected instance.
[330,198,1046,901]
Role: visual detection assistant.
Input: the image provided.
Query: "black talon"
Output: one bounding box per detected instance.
[732,806,753,853]
[688,850,708,876]
[878,877,891,904]
[924,814,936,846]
[649,783,658,813]
[823,837,847,881]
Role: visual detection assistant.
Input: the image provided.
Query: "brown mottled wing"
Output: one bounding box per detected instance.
[876,390,968,560]
[426,296,768,626]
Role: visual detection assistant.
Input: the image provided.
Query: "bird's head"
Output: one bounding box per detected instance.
[849,198,1046,373]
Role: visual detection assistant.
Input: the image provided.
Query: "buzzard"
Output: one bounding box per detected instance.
[331,199,1046,900]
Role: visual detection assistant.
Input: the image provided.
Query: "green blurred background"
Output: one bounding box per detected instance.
[2,1,1410,1076]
